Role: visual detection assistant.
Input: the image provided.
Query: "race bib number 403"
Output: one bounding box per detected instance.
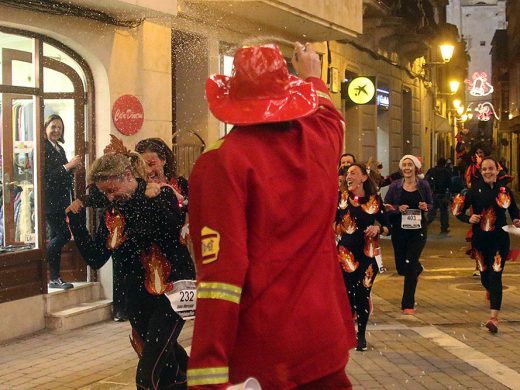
[401,209,422,229]
[166,280,197,320]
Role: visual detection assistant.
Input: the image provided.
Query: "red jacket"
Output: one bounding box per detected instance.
[188,78,355,389]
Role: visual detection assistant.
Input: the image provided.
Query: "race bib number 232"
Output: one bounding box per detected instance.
[166,280,197,320]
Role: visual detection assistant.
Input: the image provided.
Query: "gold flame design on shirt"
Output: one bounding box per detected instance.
[451,194,465,216]
[496,192,511,209]
[480,208,496,232]
[341,212,357,234]
[361,195,380,214]
[339,191,349,210]
[363,234,378,257]
[338,246,358,273]
[140,243,174,295]
[105,209,127,250]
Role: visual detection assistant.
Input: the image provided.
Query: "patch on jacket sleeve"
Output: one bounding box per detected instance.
[201,226,220,264]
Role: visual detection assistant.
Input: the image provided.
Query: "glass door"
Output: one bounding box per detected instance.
[1,95,37,250]
[0,27,93,301]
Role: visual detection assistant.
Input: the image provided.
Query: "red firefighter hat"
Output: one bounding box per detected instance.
[205,44,318,125]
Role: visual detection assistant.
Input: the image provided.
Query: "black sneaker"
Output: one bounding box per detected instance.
[356,336,367,351]
[48,278,74,290]
[113,311,128,322]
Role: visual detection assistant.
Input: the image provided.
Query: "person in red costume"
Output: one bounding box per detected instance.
[187,42,356,389]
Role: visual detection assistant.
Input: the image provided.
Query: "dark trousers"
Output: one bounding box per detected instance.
[474,233,509,311]
[46,212,71,280]
[429,193,450,231]
[133,298,188,389]
[342,257,378,339]
[392,230,427,310]
[113,260,127,316]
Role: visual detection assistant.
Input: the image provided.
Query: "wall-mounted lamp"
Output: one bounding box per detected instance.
[437,80,461,96]
[423,43,455,67]
[453,99,462,109]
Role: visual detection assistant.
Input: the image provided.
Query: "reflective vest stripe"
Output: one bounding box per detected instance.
[187,366,229,386]
[197,282,242,304]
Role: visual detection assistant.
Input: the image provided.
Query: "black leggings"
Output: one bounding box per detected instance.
[46,212,71,280]
[473,232,509,311]
[391,230,427,310]
[342,257,378,339]
[133,298,188,390]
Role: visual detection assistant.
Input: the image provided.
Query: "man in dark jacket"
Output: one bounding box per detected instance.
[425,157,452,233]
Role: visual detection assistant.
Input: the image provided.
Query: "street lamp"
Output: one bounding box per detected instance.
[440,44,455,63]
[453,99,462,109]
[423,43,455,67]
[437,80,461,96]
[449,80,460,94]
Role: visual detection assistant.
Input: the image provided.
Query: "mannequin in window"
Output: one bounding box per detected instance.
[44,114,82,289]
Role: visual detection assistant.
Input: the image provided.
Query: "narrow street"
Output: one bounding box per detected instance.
[2,216,520,389]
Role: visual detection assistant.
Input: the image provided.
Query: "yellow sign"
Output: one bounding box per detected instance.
[201,226,220,264]
[347,76,376,105]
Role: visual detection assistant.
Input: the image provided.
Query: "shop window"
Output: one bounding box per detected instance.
[0,28,90,260]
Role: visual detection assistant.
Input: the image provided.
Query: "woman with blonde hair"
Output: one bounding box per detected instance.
[67,149,195,389]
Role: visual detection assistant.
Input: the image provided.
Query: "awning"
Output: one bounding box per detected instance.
[433,114,452,133]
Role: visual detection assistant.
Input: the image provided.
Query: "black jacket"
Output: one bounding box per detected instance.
[44,139,73,214]
[425,166,451,194]
[456,180,519,238]
[68,179,196,307]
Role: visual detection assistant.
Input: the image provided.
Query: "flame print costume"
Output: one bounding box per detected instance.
[335,190,389,346]
[455,181,519,311]
[68,179,195,388]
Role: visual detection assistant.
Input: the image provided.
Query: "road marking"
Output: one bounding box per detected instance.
[412,326,520,390]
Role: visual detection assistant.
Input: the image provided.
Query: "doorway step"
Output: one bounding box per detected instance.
[45,282,112,331]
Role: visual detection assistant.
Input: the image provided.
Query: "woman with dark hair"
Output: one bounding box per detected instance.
[384,155,433,315]
[44,114,82,289]
[135,138,188,204]
[335,163,390,351]
[453,157,520,333]
[66,151,195,388]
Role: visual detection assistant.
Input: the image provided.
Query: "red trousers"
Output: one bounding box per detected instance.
[297,368,352,390]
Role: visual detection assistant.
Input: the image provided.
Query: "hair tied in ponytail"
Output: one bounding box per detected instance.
[104,134,131,156]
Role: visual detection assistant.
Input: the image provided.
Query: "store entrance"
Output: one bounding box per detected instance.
[0,28,94,302]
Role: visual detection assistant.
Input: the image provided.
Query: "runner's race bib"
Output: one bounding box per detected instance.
[166,280,197,320]
[401,209,422,229]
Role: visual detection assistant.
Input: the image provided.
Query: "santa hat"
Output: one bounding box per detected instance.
[399,155,422,170]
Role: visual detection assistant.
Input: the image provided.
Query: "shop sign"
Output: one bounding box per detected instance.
[346,76,376,105]
[112,95,144,136]
[376,88,390,110]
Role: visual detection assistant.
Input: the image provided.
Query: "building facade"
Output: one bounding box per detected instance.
[491,0,520,190]
[0,0,461,340]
